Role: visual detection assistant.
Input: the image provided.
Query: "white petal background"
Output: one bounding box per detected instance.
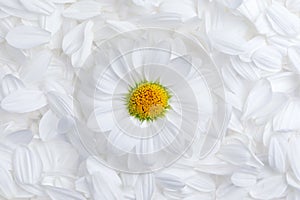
[0,0,300,199]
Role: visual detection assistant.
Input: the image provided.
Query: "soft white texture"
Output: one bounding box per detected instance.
[0,0,300,199]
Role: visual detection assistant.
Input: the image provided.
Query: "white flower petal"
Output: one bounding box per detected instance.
[216,184,248,200]
[106,20,137,32]
[0,0,38,20]
[32,141,79,174]
[138,13,182,28]
[158,0,197,20]
[168,55,192,78]
[71,21,93,68]
[62,22,87,55]
[252,45,282,72]
[19,0,55,15]
[267,72,300,93]
[135,174,154,200]
[92,106,114,132]
[287,191,300,200]
[39,110,59,141]
[288,46,300,73]
[63,1,103,20]
[57,116,74,134]
[242,79,272,120]
[6,25,51,49]
[288,136,300,181]
[86,157,122,185]
[90,172,123,200]
[108,127,137,154]
[19,49,52,83]
[286,0,300,13]
[268,136,286,173]
[1,74,25,96]
[254,93,287,125]
[13,146,42,185]
[266,3,300,36]
[208,31,246,55]
[273,99,300,132]
[185,174,215,192]
[0,167,32,199]
[230,56,260,81]
[46,186,85,200]
[250,175,287,199]
[46,91,74,117]
[1,89,47,113]
[231,172,257,187]
[155,173,185,190]
[217,141,263,167]
[6,130,33,145]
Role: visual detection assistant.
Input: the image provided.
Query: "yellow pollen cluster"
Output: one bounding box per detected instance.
[127,82,170,121]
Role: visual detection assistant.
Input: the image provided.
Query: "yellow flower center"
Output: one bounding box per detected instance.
[127,82,170,121]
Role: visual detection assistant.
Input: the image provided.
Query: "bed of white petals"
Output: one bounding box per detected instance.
[0,0,300,199]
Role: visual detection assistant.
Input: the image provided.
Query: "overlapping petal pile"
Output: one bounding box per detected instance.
[0,0,300,199]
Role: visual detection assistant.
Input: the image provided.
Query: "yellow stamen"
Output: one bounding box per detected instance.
[127,82,170,121]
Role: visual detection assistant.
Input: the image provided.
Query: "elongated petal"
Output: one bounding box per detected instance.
[155,173,185,190]
[39,110,59,141]
[19,49,52,83]
[266,3,300,36]
[273,99,300,132]
[1,74,24,96]
[288,46,300,73]
[231,172,256,187]
[288,136,300,181]
[252,45,282,72]
[208,31,246,55]
[6,130,33,145]
[135,174,154,200]
[46,186,85,200]
[46,91,73,117]
[250,175,287,199]
[13,146,42,184]
[242,79,272,120]
[19,0,55,15]
[268,136,286,172]
[185,174,215,192]
[1,89,47,113]
[6,25,51,49]
[71,21,94,67]
[63,1,102,20]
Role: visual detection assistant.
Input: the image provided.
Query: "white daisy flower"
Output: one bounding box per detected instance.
[75,28,228,173]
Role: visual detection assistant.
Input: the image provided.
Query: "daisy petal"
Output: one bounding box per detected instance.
[6,130,33,145]
[250,175,287,199]
[252,45,282,72]
[268,136,286,173]
[19,49,52,83]
[208,31,246,55]
[266,3,300,36]
[242,79,272,120]
[46,186,85,200]
[1,89,47,113]
[273,99,300,132]
[288,46,300,73]
[1,74,25,96]
[6,25,51,49]
[288,136,300,181]
[19,0,55,15]
[231,172,256,187]
[155,173,185,190]
[39,110,59,141]
[135,174,154,200]
[185,174,215,192]
[13,146,42,185]
[63,1,103,20]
